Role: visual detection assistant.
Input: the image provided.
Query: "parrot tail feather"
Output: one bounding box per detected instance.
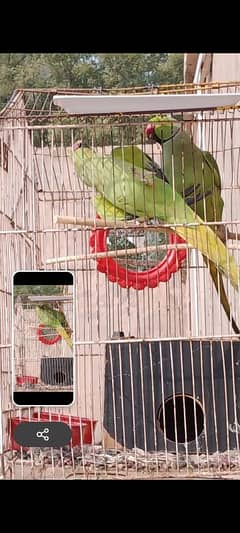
[205,258,240,335]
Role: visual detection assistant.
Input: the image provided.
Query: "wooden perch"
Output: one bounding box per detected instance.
[45,242,190,265]
[54,215,173,235]
[55,215,240,242]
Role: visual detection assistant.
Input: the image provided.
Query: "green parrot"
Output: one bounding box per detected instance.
[72,144,240,303]
[145,114,239,334]
[36,304,73,350]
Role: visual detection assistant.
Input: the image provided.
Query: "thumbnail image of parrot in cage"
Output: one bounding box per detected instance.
[145,114,240,334]
[14,285,73,349]
[72,142,240,307]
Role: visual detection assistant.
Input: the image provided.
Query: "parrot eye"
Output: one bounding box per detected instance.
[145,123,155,139]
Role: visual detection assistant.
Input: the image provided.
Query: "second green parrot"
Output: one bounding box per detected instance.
[145,114,239,334]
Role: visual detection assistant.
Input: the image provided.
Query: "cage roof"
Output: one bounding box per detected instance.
[53,93,240,115]
[1,82,240,122]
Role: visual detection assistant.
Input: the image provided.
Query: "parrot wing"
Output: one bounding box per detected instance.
[112,145,168,182]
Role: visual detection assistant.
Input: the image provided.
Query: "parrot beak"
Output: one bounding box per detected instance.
[145,123,155,140]
[73,139,82,151]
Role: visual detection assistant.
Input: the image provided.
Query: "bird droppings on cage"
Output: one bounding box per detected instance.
[2,83,240,479]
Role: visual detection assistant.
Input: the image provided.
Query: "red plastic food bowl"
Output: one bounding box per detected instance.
[16,376,38,386]
[89,216,187,289]
[32,412,97,445]
[37,324,61,345]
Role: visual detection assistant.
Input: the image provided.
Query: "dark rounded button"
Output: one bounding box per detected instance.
[13,422,72,447]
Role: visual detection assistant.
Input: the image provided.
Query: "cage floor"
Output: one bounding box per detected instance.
[2,446,240,480]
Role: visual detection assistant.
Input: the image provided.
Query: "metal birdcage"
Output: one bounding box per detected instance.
[1,82,240,479]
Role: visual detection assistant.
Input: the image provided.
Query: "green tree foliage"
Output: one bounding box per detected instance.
[0,54,47,107]
[96,53,169,87]
[14,285,64,305]
[151,54,184,84]
[0,54,184,147]
[43,54,102,87]
[0,53,184,109]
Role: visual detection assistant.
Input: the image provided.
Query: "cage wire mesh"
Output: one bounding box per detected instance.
[1,83,240,479]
